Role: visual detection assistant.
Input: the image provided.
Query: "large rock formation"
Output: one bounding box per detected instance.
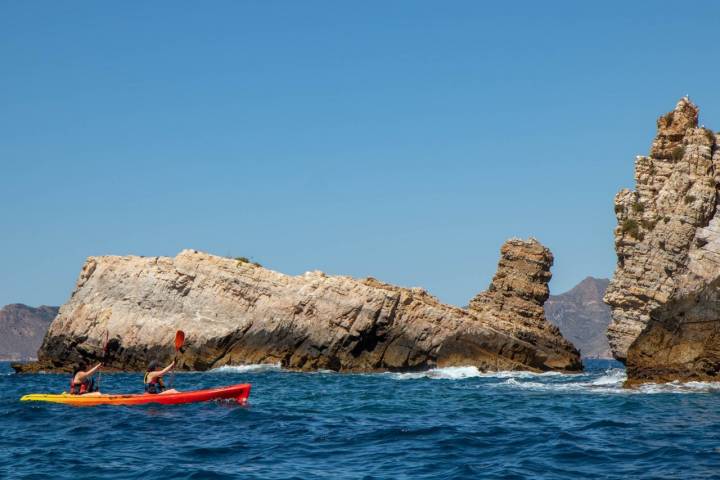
[0,304,58,361]
[625,276,720,385]
[605,97,720,383]
[465,239,581,367]
[545,277,612,359]
[16,239,581,373]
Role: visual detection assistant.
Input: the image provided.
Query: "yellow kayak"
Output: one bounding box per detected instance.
[20,383,251,406]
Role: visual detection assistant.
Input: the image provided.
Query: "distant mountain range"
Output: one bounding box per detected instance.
[545,277,612,359]
[0,304,58,361]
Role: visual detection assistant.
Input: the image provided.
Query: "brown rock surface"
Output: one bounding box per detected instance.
[625,276,720,385]
[15,240,581,374]
[466,239,580,370]
[605,97,720,384]
[605,97,717,361]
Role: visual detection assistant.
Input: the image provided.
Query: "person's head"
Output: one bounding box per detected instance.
[73,361,88,376]
[147,360,159,372]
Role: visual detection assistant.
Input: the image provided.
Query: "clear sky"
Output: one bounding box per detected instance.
[3,1,720,308]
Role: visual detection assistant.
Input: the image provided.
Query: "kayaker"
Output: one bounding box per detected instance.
[144,360,179,395]
[70,361,102,396]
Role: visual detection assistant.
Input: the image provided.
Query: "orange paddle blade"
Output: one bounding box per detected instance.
[175,330,185,351]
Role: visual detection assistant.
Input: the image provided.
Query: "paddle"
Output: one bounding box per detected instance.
[175,330,185,352]
[170,330,185,389]
[97,331,108,392]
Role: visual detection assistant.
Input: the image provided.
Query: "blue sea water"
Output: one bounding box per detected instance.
[2,360,720,479]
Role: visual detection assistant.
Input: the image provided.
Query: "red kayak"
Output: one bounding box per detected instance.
[21,383,251,406]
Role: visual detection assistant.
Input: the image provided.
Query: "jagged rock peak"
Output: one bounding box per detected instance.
[605,97,718,371]
[568,277,610,303]
[650,96,699,160]
[468,238,553,319]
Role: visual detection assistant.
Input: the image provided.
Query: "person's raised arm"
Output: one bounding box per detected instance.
[76,363,102,382]
[146,361,175,383]
[160,361,175,376]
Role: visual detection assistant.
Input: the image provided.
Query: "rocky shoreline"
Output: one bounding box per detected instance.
[14,239,581,375]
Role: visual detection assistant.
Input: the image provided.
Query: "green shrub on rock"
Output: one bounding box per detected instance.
[621,219,642,240]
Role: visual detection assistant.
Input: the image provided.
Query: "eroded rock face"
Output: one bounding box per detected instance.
[605,97,719,363]
[16,240,581,374]
[625,276,720,385]
[604,97,720,383]
[466,239,579,370]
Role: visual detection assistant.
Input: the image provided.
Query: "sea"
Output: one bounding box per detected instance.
[2,360,719,479]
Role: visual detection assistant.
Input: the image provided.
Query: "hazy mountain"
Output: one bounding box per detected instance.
[0,304,58,361]
[544,277,612,359]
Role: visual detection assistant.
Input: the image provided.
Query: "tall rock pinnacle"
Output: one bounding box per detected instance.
[605,97,718,364]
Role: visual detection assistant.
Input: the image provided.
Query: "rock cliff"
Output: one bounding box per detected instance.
[16,239,581,373]
[605,97,720,383]
[625,276,720,385]
[0,304,58,360]
[545,277,612,359]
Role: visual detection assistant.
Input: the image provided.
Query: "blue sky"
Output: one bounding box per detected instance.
[2,1,720,308]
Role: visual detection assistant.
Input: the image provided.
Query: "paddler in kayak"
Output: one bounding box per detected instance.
[144,360,179,395]
[70,361,102,396]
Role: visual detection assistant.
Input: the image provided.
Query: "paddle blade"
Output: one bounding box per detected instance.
[175,330,185,351]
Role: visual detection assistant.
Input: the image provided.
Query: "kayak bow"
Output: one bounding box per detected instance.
[20,383,251,406]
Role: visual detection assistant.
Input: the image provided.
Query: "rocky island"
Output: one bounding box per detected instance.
[15,238,582,374]
[605,97,720,384]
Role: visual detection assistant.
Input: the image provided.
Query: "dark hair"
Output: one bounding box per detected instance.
[147,360,159,372]
[73,361,88,376]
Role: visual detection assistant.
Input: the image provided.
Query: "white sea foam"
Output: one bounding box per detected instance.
[387,366,483,380]
[212,363,282,373]
[385,366,568,381]
[494,367,720,395]
[637,380,720,394]
[496,367,625,393]
[482,370,564,379]
[209,362,720,394]
[590,368,627,386]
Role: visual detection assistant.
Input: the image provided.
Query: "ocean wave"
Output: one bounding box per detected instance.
[502,378,624,394]
[499,367,625,393]
[588,368,627,387]
[387,366,483,380]
[203,363,720,394]
[497,368,720,395]
[637,380,720,394]
[212,363,282,373]
[385,366,568,381]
